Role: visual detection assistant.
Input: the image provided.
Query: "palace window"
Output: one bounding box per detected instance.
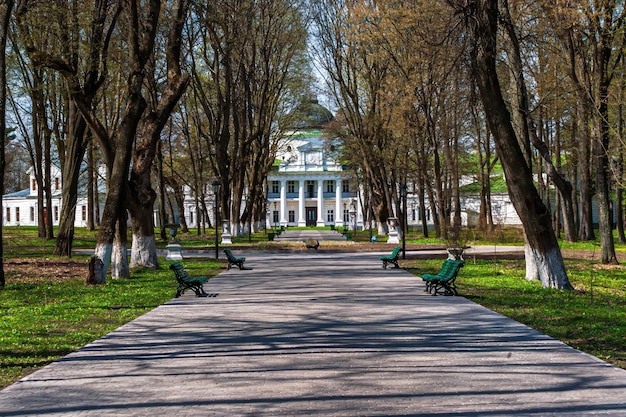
[342,182,350,193]
[271,181,279,194]
[287,181,296,193]
[288,210,295,223]
[327,209,334,222]
[326,180,335,193]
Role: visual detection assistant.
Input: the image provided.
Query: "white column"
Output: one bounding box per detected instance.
[280,179,287,226]
[298,179,306,226]
[316,179,325,226]
[335,179,343,227]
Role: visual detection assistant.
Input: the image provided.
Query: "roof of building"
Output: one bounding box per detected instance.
[290,98,334,130]
[3,189,30,198]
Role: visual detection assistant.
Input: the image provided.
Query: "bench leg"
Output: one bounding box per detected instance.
[193,285,209,297]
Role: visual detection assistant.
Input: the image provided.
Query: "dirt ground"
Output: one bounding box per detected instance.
[4,258,87,284]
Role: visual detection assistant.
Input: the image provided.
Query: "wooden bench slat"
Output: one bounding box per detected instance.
[421,259,464,296]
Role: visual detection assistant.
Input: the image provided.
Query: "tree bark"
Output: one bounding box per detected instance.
[0,0,13,288]
[54,101,88,256]
[468,0,572,289]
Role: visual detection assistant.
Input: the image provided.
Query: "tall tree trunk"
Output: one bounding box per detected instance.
[593,40,618,264]
[578,108,595,241]
[468,0,572,289]
[87,136,96,231]
[128,0,189,268]
[0,0,13,288]
[94,97,144,279]
[499,0,577,289]
[157,140,168,239]
[54,102,88,256]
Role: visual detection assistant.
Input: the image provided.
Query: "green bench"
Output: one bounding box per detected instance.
[224,248,246,270]
[380,246,403,269]
[421,259,464,296]
[169,262,209,297]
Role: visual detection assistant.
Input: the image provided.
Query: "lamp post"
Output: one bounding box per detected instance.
[247,193,252,243]
[212,180,220,259]
[400,183,407,259]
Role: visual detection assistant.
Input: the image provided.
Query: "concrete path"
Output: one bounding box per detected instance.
[2,251,626,416]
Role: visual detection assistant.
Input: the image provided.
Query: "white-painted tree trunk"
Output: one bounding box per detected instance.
[529,244,571,289]
[94,243,113,283]
[111,240,130,279]
[130,234,158,269]
[524,243,539,282]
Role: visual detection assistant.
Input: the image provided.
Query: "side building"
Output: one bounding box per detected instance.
[2,165,102,228]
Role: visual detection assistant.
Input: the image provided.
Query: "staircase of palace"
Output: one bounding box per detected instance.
[273,228,348,242]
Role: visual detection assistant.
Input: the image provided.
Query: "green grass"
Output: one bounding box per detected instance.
[0,257,221,389]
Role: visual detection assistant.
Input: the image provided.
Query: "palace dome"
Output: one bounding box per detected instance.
[290,98,334,130]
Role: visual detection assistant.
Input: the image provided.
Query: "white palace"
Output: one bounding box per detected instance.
[266,99,358,229]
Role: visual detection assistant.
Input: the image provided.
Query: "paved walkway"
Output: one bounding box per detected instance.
[2,251,626,416]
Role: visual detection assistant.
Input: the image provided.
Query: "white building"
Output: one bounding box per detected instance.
[266,99,364,229]
[2,165,99,228]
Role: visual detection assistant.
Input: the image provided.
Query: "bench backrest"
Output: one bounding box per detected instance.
[223,248,236,260]
[438,259,464,280]
[390,246,402,257]
[169,262,190,280]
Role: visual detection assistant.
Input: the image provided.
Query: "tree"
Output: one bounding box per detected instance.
[81,0,162,280]
[189,0,309,237]
[15,0,121,256]
[461,0,573,289]
[8,30,55,240]
[0,0,14,289]
[311,0,401,234]
[549,0,625,262]
[127,0,190,269]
